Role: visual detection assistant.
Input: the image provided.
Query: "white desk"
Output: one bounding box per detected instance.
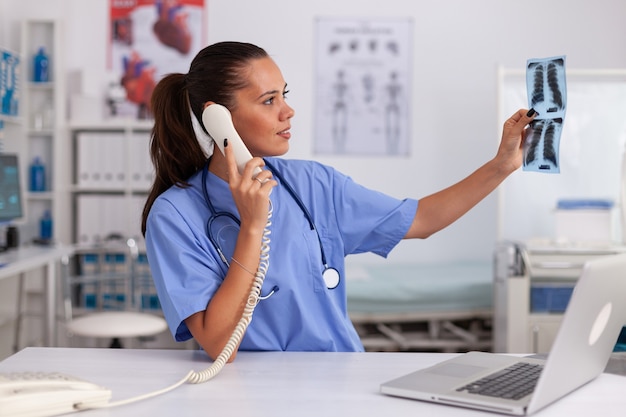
[0,244,74,346]
[1,347,626,416]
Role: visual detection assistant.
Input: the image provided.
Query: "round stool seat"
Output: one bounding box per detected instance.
[67,311,168,338]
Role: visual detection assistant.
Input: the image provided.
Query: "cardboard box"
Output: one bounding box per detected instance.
[555,199,614,243]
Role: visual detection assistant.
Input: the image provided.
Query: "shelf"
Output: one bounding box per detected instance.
[27,129,54,136]
[72,187,149,194]
[69,119,154,131]
[0,114,23,125]
[528,313,567,319]
[25,81,54,91]
[26,191,54,200]
[70,124,153,245]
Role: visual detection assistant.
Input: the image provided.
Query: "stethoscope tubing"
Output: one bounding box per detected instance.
[201,158,340,289]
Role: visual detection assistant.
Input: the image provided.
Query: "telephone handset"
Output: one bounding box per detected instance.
[201,103,262,177]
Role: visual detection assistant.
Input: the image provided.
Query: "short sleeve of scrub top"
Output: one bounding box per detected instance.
[145,158,418,351]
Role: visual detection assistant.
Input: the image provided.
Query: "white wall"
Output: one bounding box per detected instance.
[2,0,626,263]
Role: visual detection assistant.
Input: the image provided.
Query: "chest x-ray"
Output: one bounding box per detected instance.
[524,56,567,173]
[498,67,626,242]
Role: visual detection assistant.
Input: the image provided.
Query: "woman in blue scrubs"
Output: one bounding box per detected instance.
[141,41,536,361]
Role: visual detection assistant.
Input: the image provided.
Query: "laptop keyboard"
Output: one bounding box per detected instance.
[456,362,543,400]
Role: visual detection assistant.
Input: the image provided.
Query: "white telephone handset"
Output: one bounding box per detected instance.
[201,104,262,177]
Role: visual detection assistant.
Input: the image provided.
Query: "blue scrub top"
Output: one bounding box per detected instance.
[145,157,418,352]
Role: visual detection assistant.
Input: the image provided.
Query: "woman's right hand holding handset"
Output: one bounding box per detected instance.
[187,140,277,361]
[223,138,277,233]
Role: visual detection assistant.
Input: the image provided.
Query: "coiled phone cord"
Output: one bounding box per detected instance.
[186,201,273,384]
[81,204,273,410]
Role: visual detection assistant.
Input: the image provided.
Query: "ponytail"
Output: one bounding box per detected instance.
[141,73,206,235]
[141,41,269,236]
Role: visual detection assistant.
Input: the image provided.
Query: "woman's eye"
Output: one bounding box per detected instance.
[263,90,289,105]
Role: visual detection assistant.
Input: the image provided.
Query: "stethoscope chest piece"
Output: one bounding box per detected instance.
[203,159,342,290]
[323,266,340,289]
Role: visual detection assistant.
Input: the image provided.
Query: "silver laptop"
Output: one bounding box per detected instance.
[381,253,626,415]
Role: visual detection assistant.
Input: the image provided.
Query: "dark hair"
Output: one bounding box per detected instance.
[141,41,268,235]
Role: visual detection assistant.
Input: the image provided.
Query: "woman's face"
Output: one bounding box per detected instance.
[229,57,295,157]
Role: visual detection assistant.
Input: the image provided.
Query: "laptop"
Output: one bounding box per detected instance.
[381,253,626,415]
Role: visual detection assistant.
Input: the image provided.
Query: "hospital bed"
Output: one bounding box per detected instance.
[346,261,493,352]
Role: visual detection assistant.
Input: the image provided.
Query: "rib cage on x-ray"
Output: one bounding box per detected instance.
[529,59,565,113]
[524,118,563,168]
[524,56,567,173]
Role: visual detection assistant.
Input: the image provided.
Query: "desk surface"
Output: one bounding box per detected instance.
[0,244,74,347]
[0,244,72,279]
[1,348,626,416]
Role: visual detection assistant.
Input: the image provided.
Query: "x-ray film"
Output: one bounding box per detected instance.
[524,55,567,173]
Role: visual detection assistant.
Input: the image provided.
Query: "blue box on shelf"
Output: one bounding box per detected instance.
[531,283,575,313]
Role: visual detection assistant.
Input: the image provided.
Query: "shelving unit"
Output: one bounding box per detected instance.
[67,121,162,347]
[19,19,70,245]
[493,241,626,354]
[69,237,160,315]
[69,120,154,245]
[0,20,71,354]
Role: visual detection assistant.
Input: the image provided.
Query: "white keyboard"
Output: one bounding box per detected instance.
[0,371,111,417]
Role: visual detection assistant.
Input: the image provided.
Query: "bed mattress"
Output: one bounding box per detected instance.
[346,261,493,315]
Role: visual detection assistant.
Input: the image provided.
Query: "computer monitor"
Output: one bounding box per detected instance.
[0,153,23,224]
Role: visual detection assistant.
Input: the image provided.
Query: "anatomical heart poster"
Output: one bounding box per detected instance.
[109,0,206,119]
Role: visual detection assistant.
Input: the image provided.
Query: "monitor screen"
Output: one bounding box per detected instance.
[0,154,23,223]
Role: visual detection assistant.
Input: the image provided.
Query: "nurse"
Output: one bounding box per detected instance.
[142,41,536,361]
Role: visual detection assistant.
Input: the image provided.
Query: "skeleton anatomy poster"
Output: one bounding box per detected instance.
[314,18,413,156]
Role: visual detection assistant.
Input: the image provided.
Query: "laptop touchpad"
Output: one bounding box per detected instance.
[428,363,487,378]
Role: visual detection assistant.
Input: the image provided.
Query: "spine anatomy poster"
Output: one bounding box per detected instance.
[314,18,413,156]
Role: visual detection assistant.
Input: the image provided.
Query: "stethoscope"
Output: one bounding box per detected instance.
[201,158,341,290]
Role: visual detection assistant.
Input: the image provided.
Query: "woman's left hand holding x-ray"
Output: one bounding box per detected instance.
[494,108,537,174]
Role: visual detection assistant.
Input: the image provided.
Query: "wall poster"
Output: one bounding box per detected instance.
[314,18,413,156]
[109,0,205,119]
[0,47,20,117]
